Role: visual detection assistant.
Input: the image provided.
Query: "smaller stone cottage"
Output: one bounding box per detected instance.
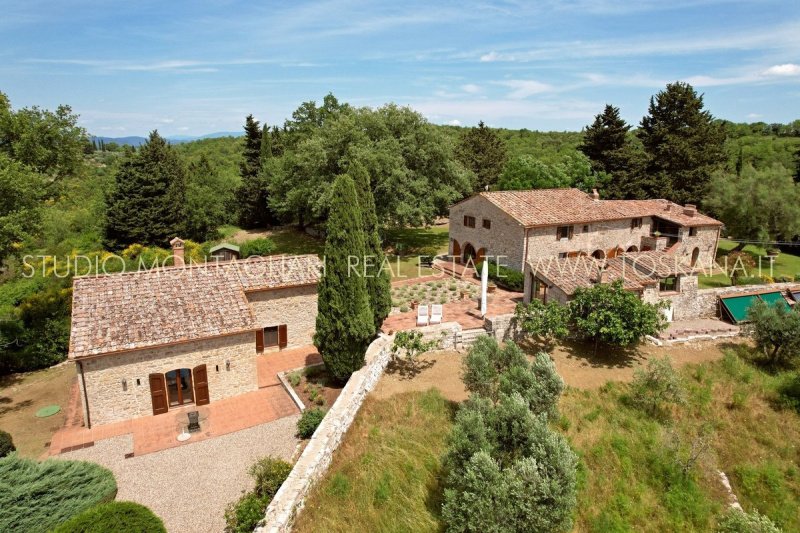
[69,249,322,427]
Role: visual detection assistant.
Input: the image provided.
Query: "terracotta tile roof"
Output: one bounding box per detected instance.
[527,251,693,297]
[69,255,322,359]
[469,188,722,228]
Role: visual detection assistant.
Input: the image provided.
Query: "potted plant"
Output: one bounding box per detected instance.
[487,282,497,294]
[410,299,418,310]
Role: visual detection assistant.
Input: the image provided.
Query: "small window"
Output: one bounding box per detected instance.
[583,225,589,233]
[482,218,491,229]
[630,217,643,230]
[556,226,573,240]
[659,276,678,292]
[558,252,568,259]
[264,326,280,347]
[463,215,476,228]
[689,227,698,237]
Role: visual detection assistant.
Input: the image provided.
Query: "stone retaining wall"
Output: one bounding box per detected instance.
[256,333,394,533]
[675,281,796,319]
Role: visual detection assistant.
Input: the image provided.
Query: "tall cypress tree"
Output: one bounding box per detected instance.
[237,114,271,228]
[351,162,392,330]
[456,121,508,191]
[259,123,272,164]
[638,82,725,205]
[314,174,376,382]
[104,131,187,249]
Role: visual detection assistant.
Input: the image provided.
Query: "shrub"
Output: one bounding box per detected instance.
[240,238,276,258]
[0,456,117,532]
[224,492,268,533]
[249,457,292,499]
[745,300,800,367]
[391,330,438,360]
[476,260,524,292]
[297,408,326,438]
[629,357,686,417]
[0,430,14,458]
[53,501,165,533]
[716,508,781,533]
[286,371,301,387]
[399,305,409,313]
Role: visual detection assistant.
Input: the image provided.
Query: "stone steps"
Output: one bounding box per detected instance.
[456,328,489,349]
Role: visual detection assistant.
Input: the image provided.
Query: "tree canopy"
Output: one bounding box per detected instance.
[496,153,600,192]
[456,121,508,191]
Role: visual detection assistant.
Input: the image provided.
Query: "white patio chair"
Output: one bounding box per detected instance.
[429,304,443,325]
[416,305,429,327]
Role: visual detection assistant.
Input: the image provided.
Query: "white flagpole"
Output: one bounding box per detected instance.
[480,260,488,317]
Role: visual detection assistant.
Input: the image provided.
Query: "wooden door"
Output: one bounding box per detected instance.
[193,364,210,406]
[149,373,169,415]
[278,324,288,348]
[255,329,265,353]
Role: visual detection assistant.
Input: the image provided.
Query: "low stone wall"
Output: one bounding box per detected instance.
[256,333,394,533]
[484,313,520,343]
[674,282,796,319]
[416,321,462,349]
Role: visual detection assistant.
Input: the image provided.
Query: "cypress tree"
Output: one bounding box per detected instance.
[638,82,726,205]
[456,121,508,191]
[104,131,187,249]
[314,174,376,381]
[237,114,271,228]
[259,123,272,164]
[350,162,392,330]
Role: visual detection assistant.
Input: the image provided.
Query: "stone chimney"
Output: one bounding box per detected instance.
[683,204,697,217]
[597,264,608,284]
[591,189,600,201]
[170,237,185,267]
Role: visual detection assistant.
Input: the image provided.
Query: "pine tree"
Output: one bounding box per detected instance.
[456,121,508,191]
[237,115,271,228]
[638,82,726,205]
[351,162,392,330]
[104,131,187,248]
[259,123,272,164]
[314,174,376,382]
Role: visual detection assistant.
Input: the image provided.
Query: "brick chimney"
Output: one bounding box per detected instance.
[591,188,600,201]
[170,237,185,267]
[683,204,697,217]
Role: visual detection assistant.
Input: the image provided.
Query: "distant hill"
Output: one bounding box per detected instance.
[90,131,242,147]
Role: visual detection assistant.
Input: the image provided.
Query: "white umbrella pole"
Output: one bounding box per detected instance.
[480,260,488,317]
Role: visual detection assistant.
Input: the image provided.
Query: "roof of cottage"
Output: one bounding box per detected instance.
[527,250,694,297]
[456,188,722,228]
[69,254,322,359]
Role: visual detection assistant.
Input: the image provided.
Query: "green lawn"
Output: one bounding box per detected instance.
[293,346,800,532]
[698,239,800,289]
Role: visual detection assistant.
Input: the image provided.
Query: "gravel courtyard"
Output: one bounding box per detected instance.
[62,414,301,532]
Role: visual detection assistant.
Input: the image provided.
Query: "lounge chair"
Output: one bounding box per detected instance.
[417,305,429,327]
[429,304,443,325]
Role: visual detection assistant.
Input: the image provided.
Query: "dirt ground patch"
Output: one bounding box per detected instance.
[288,365,344,409]
[374,351,467,402]
[0,363,74,457]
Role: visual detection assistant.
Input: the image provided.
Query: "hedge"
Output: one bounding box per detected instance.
[52,501,166,533]
[475,260,524,292]
[297,408,326,439]
[0,455,117,532]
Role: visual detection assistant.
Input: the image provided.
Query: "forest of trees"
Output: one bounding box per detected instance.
[1,86,799,374]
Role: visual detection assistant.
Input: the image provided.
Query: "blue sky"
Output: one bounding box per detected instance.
[1,0,798,136]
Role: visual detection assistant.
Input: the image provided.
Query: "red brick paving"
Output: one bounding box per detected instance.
[50,345,321,457]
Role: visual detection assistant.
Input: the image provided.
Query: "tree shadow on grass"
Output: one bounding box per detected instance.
[557,339,645,369]
[385,356,436,380]
[0,398,32,416]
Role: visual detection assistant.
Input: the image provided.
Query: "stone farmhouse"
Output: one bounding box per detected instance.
[448,188,723,319]
[68,241,322,427]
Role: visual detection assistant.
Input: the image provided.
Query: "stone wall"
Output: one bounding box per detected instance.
[448,196,526,270]
[246,285,318,349]
[77,331,258,426]
[669,281,797,320]
[257,334,394,533]
[525,217,652,263]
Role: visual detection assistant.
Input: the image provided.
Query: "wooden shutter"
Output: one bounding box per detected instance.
[569,226,574,239]
[278,324,288,348]
[255,329,264,353]
[193,364,210,406]
[148,373,168,415]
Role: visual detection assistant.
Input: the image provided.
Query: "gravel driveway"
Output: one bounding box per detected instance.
[62,414,301,532]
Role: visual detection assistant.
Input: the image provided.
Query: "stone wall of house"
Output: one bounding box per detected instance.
[246,284,318,349]
[673,226,720,272]
[448,196,527,269]
[257,334,394,533]
[525,217,652,264]
[77,331,258,426]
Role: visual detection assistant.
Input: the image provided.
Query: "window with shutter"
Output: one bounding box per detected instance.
[255,329,264,353]
[278,324,288,348]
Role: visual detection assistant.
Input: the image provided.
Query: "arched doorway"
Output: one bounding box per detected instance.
[462,243,477,263]
[690,247,700,267]
[626,245,639,253]
[451,239,461,260]
[592,249,605,260]
[641,246,653,252]
[476,247,486,263]
[607,247,624,258]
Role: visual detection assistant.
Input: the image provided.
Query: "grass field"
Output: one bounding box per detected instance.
[0,364,74,457]
[293,345,800,532]
[698,239,800,289]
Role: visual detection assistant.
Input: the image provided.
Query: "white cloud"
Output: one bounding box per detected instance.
[448,119,462,126]
[495,79,553,99]
[763,63,800,76]
[747,113,763,119]
[480,51,501,62]
[461,83,481,94]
